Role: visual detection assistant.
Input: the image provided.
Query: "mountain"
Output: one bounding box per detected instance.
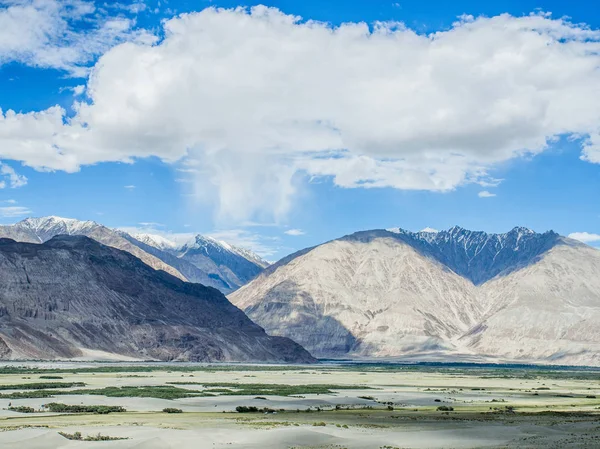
[133,233,178,251]
[175,235,269,291]
[0,236,314,363]
[129,233,270,293]
[229,227,600,366]
[0,217,186,281]
[0,217,269,294]
[387,226,560,285]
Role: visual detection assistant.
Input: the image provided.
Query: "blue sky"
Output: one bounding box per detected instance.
[0,0,599,258]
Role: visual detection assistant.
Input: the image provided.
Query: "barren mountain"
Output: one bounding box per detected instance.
[0,217,269,293]
[229,227,600,366]
[0,217,186,281]
[0,236,314,363]
[129,233,270,293]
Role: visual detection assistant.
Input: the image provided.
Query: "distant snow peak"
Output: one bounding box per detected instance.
[419,227,439,233]
[182,234,270,268]
[134,233,177,250]
[18,216,98,235]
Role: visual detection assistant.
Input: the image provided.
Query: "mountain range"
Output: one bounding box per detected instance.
[229,226,600,366]
[0,235,313,362]
[0,217,268,294]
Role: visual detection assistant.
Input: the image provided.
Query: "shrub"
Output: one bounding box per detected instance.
[236,406,259,413]
[59,431,82,440]
[8,406,35,413]
[59,431,127,441]
[436,406,454,412]
[45,403,126,414]
[162,408,183,413]
[313,422,326,427]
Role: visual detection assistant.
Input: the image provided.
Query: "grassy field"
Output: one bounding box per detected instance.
[0,362,598,448]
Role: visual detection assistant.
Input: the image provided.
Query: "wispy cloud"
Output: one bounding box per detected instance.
[0,164,27,188]
[0,0,154,76]
[0,206,32,217]
[568,232,600,244]
[285,229,305,236]
[124,185,136,190]
[138,222,165,228]
[478,191,497,198]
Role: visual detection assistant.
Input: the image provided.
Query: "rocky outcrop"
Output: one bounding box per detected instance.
[0,236,314,363]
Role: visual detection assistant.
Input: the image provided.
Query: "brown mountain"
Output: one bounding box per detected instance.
[0,235,314,363]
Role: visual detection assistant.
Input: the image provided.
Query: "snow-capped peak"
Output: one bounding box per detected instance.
[181,234,270,268]
[17,216,98,235]
[133,233,178,251]
[419,227,439,233]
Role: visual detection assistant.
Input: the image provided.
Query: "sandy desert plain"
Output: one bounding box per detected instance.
[0,362,597,448]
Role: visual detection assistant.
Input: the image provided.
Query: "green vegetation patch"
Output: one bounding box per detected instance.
[60,385,212,400]
[8,406,36,413]
[0,385,212,400]
[59,431,128,441]
[0,382,85,390]
[168,382,369,397]
[46,403,126,414]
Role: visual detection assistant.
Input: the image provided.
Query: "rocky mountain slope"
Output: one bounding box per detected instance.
[0,217,268,293]
[0,236,314,362]
[129,233,270,293]
[0,217,186,281]
[229,227,600,366]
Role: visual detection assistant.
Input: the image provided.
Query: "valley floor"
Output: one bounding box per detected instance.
[0,362,598,448]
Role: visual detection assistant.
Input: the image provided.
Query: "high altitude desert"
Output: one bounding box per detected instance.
[0,362,598,448]
[2,0,600,448]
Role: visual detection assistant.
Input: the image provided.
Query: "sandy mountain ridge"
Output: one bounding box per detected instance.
[229,227,600,366]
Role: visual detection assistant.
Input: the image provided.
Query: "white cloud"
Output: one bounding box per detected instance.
[124,185,136,189]
[568,232,600,244]
[138,221,164,227]
[0,206,32,217]
[0,0,153,76]
[72,84,85,95]
[3,7,600,222]
[0,164,27,188]
[285,229,305,236]
[478,190,497,198]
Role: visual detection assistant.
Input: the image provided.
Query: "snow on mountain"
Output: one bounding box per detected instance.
[0,216,269,293]
[229,227,600,366]
[175,235,269,291]
[180,235,270,268]
[18,216,98,241]
[0,216,186,280]
[133,233,178,251]
[388,226,560,285]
